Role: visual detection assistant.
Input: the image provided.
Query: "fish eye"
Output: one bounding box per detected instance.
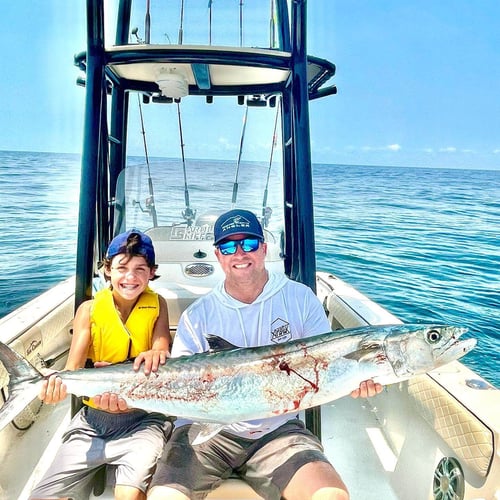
[426,329,442,344]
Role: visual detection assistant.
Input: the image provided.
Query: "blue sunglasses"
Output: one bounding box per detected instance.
[217,238,262,255]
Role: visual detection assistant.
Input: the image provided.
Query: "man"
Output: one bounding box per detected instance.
[148,209,382,500]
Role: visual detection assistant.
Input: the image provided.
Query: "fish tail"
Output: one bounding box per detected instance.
[0,341,44,432]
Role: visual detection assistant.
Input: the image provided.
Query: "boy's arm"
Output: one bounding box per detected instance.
[65,300,93,369]
[39,300,93,403]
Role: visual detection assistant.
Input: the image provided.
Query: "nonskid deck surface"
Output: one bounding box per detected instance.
[2,400,71,500]
[319,397,399,500]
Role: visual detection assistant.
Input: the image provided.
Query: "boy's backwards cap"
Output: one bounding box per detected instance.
[106,229,155,263]
[213,209,264,245]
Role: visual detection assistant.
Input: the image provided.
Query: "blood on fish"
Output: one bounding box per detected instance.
[278,360,319,392]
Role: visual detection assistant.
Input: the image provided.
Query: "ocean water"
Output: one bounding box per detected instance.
[0,151,498,386]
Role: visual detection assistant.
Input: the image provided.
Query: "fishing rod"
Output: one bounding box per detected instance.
[178,0,185,44]
[145,0,151,44]
[208,0,213,45]
[261,99,281,227]
[136,94,158,227]
[231,105,249,208]
[176,102,196,226]
[239,0,244,46]
[269,0,277,48]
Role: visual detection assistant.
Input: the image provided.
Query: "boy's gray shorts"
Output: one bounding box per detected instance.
[30,406,173,500]
[149,419,331,500]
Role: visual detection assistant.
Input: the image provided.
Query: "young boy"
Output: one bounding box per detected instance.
[31,229,172,500]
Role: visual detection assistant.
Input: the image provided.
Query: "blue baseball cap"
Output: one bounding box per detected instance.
[106,229,155,264]
[213,209,264,245]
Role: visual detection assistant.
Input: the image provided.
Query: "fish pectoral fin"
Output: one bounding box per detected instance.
[344,343,381,362]
[190,423,226,446]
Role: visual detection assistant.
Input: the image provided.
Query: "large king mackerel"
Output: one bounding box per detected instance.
[0,324,475,434]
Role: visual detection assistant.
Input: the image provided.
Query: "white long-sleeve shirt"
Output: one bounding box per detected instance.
[172,271,330,438]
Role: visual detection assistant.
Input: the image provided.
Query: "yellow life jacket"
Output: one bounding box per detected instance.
[83,287,159,409]
[87,287,160,364]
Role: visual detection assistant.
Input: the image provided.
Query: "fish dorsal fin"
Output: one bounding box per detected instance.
[205,335,240,352]
[189,423,226,445]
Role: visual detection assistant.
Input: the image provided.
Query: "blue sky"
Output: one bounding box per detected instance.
[1,1,499,170]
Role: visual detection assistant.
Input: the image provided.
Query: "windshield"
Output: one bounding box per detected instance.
[114,97,284,247]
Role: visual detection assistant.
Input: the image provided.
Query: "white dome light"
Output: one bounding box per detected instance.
[156,71,189,99]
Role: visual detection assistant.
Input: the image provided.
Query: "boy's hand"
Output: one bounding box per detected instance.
[39,373,67,404]
[91,352,169,411]
[93,392,130,412]
[92,361,129,411]
[133,349,170,375]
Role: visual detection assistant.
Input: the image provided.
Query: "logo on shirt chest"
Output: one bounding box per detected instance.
[270,318,291,344]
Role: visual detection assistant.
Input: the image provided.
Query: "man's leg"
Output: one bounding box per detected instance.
[148,486,190,500]
[282,461,349,500]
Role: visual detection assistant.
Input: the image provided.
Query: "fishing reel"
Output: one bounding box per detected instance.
[182,207,197,226]
[132,196,155,215]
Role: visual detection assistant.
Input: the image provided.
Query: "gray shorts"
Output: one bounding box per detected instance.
[149,419,331,500]
[30,406,173,500]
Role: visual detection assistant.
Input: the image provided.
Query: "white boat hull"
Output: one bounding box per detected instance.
[0,272,498,499]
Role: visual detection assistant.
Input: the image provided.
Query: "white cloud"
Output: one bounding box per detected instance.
[358,144,401,152]
[217,136,237,151]
[439,147,457,153]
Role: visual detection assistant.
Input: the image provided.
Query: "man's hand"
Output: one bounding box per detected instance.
[133,349,169,375]
[350,379,383,399]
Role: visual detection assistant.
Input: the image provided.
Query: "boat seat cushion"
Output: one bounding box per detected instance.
[408,375,494,477]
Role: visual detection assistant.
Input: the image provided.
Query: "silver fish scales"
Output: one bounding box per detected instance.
[0,324,475,433]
